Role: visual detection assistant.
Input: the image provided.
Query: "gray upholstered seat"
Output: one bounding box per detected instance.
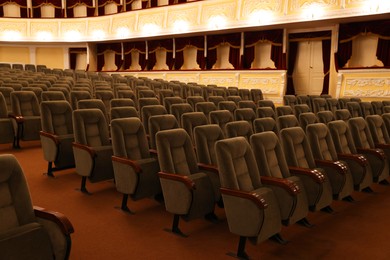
[326,98,340,114]
[256,106,276,119]
[312,98,328,113]
[335,109,351,122]
[158,89,174,103]
[366,115,390,167]
[294,104,311,118]
[234,108,256,126]
[250,89,263,103]
[225,120,253,140]
[360,102,374,118]
[226,95,242,105]
[11,91,42,144]
[40,101,75,177]
[227,86,239,96]
[238,88,251,100]
[70,90,92,110]
[110,98,135,108]
[111,118,161,213]
[279,127,333,211]
[181,112,208,144]
[138,97,160,114]
[77,99,109,125]
[110,107,139,120]
[209,110,233,137]
[317,110,335,124]
[163,96,184,113]
[156,129,217,236]
[296,95,311,110]
[195,102,217,123]
[338,98,351,109]
[148,114,179,150]
[215,136,282,259]
[348,117,389,183]
[72,108,114,193]
[238,100,256,112]
[371,101,383,115]
[253,118,278,135]
[0,93,17,147]
[208,96,225,107]
[171,103,193,127]
[250,132,309,226]
[283,95,297,108]
[218,101,237,115]
[306,123,354,200]
[140,105,167,135]
[328,120,373,191]
[299,112,318,131]
[258,100,276,111]
[186,96,205,110]
[277,114,299,131]
[346,101,362,118]
[42,91,66,102]
[276,105,294,117]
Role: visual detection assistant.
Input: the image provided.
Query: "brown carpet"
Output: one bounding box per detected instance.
[2,140,390,259]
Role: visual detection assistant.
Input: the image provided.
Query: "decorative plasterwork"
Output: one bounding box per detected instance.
[166,6,199,28]
[201,1,237,25]
[199,73,239,87]
[88,18,111,35]
[30,21,58,37]
[0,21,27,35]
[112,16,136,34]
[138,11,166,31]
[241,0,284,18]
[288,0,340,14]
[61,21,86,35]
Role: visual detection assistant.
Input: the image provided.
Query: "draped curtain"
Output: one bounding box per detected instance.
[69,48,87,70]
[66,0,95,17]
[123,0,148,11]
[97,0,120,15]
[206,33,241,69]
[123,41,147,71]
[174,36,204,70]
[97,43,122,71]
[147,39,174,70]
[287,31,331,95]
[337,19,390,69]
[244,29,284,69]
[0,0,29,17]
[32,0,63,17]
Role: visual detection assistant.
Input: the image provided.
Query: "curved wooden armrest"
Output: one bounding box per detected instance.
[112,155,142,173]
[357,147,386,160]
[261,176,300,195]
[220,188,268,209]
[337,153,368,167]
[40,131,60,145]
[315,159,348,175]
[158,171,196,190]
[72,142,96,158]
[34,206,74,235]
[288,166,325,184]
[9,114,24,123]
[149,149,158,156]
[198,163,219,174]
[375,143,390,150]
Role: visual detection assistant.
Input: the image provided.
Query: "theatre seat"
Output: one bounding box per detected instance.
[181,112,208,144]
[0,154,74,260]
[306,123,354,200]
[209,110,233,137]
[148,114,179,150]
[276,105,294,117]
[335,109,351,122]
[72,108,114,193]
[225,121,253,140]
[111,118,161,213]
[253,118,278,135]
[40,101,75,177]
[280,127,333,212]
[317,111,335,124]
[0,93,17,147]
[250,132,309,226]
[156,129,217,236]
[110,107,139,120]
[277,114,299,131]
[299,112,318,131]
[215,137,282,259]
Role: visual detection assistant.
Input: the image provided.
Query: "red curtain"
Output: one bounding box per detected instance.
[244,29,284,69]
[147,39,174,70]
[0,1,29,17]
[97,0,120,15]
[286,41,298,95]
[174,36,204,70]
[123,41,147,71]
[321,39,331,94]
[97,43,122,71]
[69,48,87,70]
[32,0,63,17]
[377,39,390,67]
[66,0,95,17]
[207,33,241,69]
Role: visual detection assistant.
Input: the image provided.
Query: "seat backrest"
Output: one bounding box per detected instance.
[294,104,311,118]
[218,101,237,114]
[335,109,351,122]
[40,101,73,135]
[149,114,179,150]
[326,98,339,114]
[170,103,193,127]
[156,128,199,176]
[280,126,316,169]
[317,110,335,124]
[283,95,297,108]
[256,106,276,119]
[72,108,110,147]
[258,100,275,111]
[11,91,40,116]
[209,110,233,136]
[140,105,167,133]
[234,108,256,124]
[371,101,383,115]
[111,118,150,160]
[186,96,205,109]
[296,95,311,110]
[0,87,13,111]
[70,91,92,110]
[366,115,390,145]
[41,91,66,102]
[338,98,351,109]
[195,101,217,120]
[163,96,184,113]
[227,86,239,96]
[110,107,139,120]
[225,120,253,140]
[277,114,299,131]
[226,95,241,104]
[215,136,262,191]
[194,124,224,165]
[306,123,337,161]
[238,100,256,112]
[312,98,328,113]
[110,98,135,108]
[250,132,290,178]
[276,105,294,117]
[250,89,263,103]
[328,120,357,154]
[346,101,362,117]
[138,97,160,112]
[181,112,208,143]
[383,113,390,138]
[208,96,225,107]
[253,118,278,135]
[238,89,251,100]
[360,102,374,118]
[0,92,9,118]
[348,117,374,149]
[299,112,318,131]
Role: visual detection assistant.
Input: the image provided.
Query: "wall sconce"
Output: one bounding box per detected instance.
[249,10,274,25]
[2,30,22,41]
[208,15,227,30]
[116,27,130,38]
[36,31,53,41]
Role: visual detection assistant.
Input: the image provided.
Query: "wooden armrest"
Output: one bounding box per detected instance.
[72,142,96,158]
[375,143,390,150]
[198,163,219,174]
[357,147,386,160]
[337,153,368,167]
[288,166,325,184]
[34,206,74,236]
[261,176,300,195]
[220,188,268,209]
[149,149,158,156]
[158,171,196,190]
[9,114,24,123]
[315,159,348,175]
[39,131,60,145]
[112,155,142,173]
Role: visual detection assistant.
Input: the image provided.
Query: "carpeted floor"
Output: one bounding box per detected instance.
[2,140,390,260]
